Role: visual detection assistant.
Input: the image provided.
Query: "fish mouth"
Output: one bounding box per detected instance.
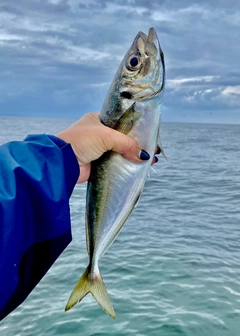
[132,28,165,100]
[147,27,165,98]
[148,27,159,49]
[138,27,163,63]
[136,28,160,58]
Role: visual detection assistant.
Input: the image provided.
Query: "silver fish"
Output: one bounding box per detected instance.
[65,27,165,318]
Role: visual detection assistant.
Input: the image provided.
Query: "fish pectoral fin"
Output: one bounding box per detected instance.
[114,103,141,135]
[158,142,167,161]
[65,266,116,319]
[156,122,168,161]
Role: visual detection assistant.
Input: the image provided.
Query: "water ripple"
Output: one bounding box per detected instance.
[1,120,240,335]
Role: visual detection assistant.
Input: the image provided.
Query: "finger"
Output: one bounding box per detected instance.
[90,113,151,162]
[76,163,91,184]
[108,130,150,163]
[151,156,158,165]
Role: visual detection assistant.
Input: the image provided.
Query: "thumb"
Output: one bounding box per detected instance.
[107,129,150,162]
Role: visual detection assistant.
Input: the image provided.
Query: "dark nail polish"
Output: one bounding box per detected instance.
[139,149,150,161]
[154,156,159,163]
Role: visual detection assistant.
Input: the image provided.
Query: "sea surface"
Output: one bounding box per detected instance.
[0,116,240,336]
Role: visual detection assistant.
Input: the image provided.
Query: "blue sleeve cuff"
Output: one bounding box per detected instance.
[46,134,69,149]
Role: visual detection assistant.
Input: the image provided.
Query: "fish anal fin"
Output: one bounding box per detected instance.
[133,188,144,209]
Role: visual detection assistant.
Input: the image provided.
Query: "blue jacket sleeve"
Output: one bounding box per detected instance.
[0,134,79,321]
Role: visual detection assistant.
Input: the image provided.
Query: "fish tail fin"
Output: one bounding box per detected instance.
[65,266,116,319]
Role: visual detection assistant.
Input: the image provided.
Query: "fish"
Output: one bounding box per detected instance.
[65,27,165,318]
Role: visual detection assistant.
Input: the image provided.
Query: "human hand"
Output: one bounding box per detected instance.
[56,112,158,183]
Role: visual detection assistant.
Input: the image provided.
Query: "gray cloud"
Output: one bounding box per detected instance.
[0,0,239,122]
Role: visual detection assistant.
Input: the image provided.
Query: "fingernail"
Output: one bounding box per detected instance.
[156,146,161,154]
[138,149,150,161]
[154,156,159,163]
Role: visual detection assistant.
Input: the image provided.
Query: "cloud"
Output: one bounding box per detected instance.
[167,76,218,88]
[222,86,240,106]
[0,0,239,123]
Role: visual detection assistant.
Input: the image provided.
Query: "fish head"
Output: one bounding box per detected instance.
[101,28,165,128]
[120,27,165,101]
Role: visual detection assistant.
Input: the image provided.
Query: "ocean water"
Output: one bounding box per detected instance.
[0,116,240,336]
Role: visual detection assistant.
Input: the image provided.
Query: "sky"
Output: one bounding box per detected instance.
[0,0,239,123]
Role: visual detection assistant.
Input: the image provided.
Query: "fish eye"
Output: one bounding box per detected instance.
[127,55,141,71]
[130,57,139,67]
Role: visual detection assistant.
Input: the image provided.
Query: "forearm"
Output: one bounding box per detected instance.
[0,134,79,321]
